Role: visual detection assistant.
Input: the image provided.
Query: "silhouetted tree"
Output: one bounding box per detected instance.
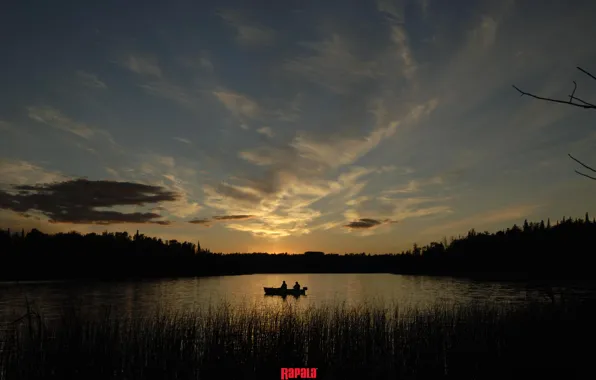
[1,213,596,281]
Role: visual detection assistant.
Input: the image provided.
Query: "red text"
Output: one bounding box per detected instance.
[280,367,317,379]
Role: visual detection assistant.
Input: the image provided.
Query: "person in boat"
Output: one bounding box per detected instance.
[280,281,287,290]
[293,281,301,291]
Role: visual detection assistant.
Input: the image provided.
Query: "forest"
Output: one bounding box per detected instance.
[1,213,595,281]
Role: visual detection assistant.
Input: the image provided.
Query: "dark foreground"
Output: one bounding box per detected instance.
[1,299,594,380]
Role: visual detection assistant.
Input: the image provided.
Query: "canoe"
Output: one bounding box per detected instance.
[264,287,308,296]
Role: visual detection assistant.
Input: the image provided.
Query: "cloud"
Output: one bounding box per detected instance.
[343,218,398,237]
[179,52,214,72]
[105,167,120,178]
[382,176,444,194]
[422,204,541,238]
[378,195,453,221]
[213,90,260,120]
[213,214,254,221]
[287,98,437,169]
[218,9,275,47]
[0,120,14,132]
[28,106,95,139]
[345,218,383,229]
[210,98,438,239]
[256,126,274,138]
[76,70,107,89]
[346,196,369,206]
[188,218,211,226]
[27,106,117,148]
[0,159,68,189]
[173,137,192,145]
[139,81,197,106]
[284,34,378,94]
[388,25,417,80]
[376,0,404,23]
[0,179,178,224]
[417,0,429,16]
[131,156,202,219]
[376,0,417,79]
[188,214,255,227]
[201,165,382,238]
[123,54,162,77]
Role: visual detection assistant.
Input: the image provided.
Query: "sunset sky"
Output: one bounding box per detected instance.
[1,0,596,254]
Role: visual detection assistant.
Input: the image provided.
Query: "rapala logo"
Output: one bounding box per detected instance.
[280,367,317,379]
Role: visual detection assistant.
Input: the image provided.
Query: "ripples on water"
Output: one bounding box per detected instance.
[1,274,593,322]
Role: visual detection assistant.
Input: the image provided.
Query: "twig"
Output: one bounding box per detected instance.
[569,81,577,103]
[577,66,596,81]
[512,85,596,109]
[568,154,596,173]
[575,170,596,181]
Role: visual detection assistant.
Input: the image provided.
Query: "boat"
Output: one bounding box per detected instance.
[264,286,308,296]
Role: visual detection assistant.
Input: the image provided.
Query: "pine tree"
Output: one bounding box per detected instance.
[547,218,551,229]
[585,212,590,223]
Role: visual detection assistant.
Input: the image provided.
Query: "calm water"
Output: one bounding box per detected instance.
[0,274,580,322]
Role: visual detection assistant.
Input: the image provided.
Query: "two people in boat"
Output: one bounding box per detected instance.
[280,281,301,290]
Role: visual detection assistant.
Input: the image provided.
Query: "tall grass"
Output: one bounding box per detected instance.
[1,299,593,379]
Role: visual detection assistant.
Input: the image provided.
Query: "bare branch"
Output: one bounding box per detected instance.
[568,154,596,173]
[569,81,577,103]
[577,67,596,81]
[511,85,596,109]
[569,96,596,107]
[575,170,596,181]
[513,68,596,181]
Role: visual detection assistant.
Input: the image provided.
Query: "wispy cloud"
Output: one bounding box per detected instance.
[212,97,439,239]
[28,106,95,139]
[218,9,275,47]
[422,204,541,238]
[0,120,14,132]
[131,155,202,220]
[139,81,197,106]
[256,126,274,138]
[376,0,404,23]
[76,70,107,89]
[179,52,214,72]
[0,159,68,189]
[382,176,444,194]
[284,34,378,94]
[173,137,192,145]
[213,90,260,120]
[27,106,117,150]
[122,54,162,77]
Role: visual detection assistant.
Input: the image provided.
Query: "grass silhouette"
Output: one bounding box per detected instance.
[1,298,593,379]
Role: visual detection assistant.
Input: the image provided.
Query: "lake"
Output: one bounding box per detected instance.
[0,273,584,322]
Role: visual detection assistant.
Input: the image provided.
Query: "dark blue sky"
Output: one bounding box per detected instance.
[2,0,596,253]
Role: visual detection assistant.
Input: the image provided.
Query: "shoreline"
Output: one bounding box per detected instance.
[1,270,594,287]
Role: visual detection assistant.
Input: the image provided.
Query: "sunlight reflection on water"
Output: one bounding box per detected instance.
[0,274,591,321]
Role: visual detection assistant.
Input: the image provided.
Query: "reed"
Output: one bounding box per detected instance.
[0,299,593,379]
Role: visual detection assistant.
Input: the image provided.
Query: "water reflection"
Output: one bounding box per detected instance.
[0,274,587,322]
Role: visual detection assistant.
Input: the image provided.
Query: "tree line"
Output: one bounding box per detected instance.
[1,213,595,281]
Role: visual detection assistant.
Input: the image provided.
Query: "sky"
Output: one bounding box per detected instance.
[1,0,596,254]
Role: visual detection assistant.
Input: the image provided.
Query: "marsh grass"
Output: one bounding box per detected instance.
[1,299,593,379]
